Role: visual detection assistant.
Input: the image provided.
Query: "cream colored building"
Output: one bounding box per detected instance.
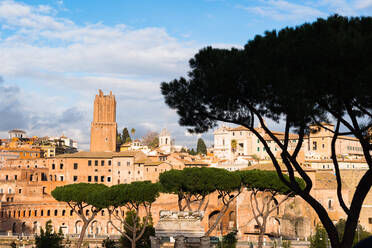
[213,122,363,162]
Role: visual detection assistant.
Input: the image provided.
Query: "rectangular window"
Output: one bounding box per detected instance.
[88,160,92,166]
[73,176,78,182]
[107,177,111,182]
[5,175,8,181]
[88,176,92,182]
[101,176,104,182]
[312,141,317,150]
[60,176,64,181]
[108,160,111,166]
[127,161,130,166]
[94,176,98,182]
[14,175,17,180]
[369,218,372,224]
[118,162,121,166]
[52,164,55,169]
[257,139,260,143]
[257,147,260,151]
[60,164,64,169]
[101,160,104,166]
[73,163,78,170]
[94,160,98,166]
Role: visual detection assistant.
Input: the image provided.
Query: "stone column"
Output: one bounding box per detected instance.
[150,236,161,248]
[174,235,186,248]
[200,236,210,248]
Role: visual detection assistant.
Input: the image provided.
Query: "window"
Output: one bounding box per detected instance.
[101,176,105,182]
[73,176,78,182]
[257,139,260,143]
[62,210,66,216]
[108,160,112,166]
[118,162,121,166]
[232,132,235,136]
[0,189,2,194]
[51,163,55,169]
[8,188,12,194]
[60,164,64,169]
[34,210,37,216]
[127,161,130,166]
[322,144,325,148]
[70,210,73,216]
[257,147,260,152]
[41,210,44,216]
[73,163,78,170]
[5,175,8,181]
[88,160,92,166]
[101,210,105,216]
[101,160,105,166]
[107,177,111,182]
[138,171,140,174]
[88,176,92,182]
[60,176,64,181]
[328,199,333,210]
[18,189,22,194]
[94,176,98,182]
[312,141,317,150]
[94,160,98,166]
[128,171,131,175]
[14,175,17,180]
[368,218,372,224]
[54,210,58,216]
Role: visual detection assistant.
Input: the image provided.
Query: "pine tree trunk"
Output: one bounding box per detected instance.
[257,229,264,248]
[77,222,89,248]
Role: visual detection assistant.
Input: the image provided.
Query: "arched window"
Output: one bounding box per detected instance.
[54,210,58,216]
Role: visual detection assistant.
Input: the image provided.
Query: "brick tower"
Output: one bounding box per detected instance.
[90,90,117,152]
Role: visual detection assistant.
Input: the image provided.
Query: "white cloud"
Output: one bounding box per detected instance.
[354,0,372,9]
[0,0,238,149]
[237,0,325,22]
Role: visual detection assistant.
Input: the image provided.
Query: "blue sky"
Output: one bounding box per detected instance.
[0,0,371,149]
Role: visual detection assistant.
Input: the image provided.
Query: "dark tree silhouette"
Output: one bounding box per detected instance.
[161,15,372,248]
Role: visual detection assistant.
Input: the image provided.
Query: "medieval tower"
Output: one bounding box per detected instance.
[90,90,117,152]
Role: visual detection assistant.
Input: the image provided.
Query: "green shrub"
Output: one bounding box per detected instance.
[35,220,64,248]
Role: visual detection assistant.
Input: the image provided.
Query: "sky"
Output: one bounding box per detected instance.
[0,0,371,150]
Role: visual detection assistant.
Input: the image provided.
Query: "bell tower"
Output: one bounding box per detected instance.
[90,90,117,152]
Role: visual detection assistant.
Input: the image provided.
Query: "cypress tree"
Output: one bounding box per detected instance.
[196,138,207,155]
